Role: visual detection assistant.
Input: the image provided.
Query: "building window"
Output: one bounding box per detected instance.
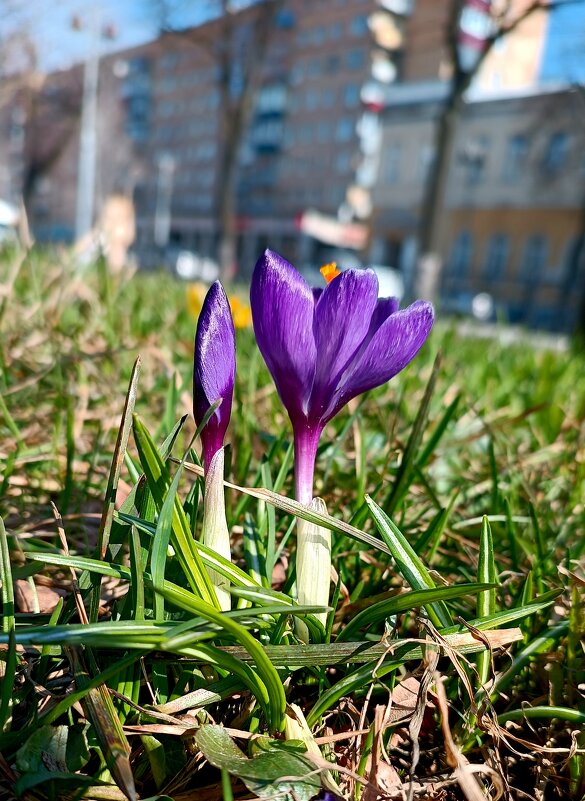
[322,87,336,108]
[335,117,354,142]
[542,132,569,174]
[384,143,401,183]
[160,52,179,72]
[329,21,343,39]
[347,48,365,69]
[483,234,509,280]
[257,84,287,114]
[276,8,295,28]
[296,29,310,48]
[313,26,326,45]
[290,64,304,85]
[335,150,352,173]
[307,57,323,78]
[520,235,548,279]
[305,87,320,110]
[418,143,434,183]
[557,235,585,286]
[502,134,529,181]
[350,14,369,36]
[450,231,473,278]
[344,84,360,108]
[464,136,489,186]
[317,119,333,143]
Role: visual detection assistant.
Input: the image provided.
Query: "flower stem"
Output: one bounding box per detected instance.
[293,424,329,643]
[293,425,321,505]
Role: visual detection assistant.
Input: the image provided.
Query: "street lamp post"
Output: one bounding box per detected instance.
[73,10,115,242]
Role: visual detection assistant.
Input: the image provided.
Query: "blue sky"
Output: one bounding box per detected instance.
[5,0,585,80]
[3,0,218,71]
[540,0,585,83]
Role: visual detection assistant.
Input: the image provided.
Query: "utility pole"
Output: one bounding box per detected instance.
[74,8,108,241]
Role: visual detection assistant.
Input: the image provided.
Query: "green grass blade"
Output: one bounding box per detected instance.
[117,511,261,589]
[364,495,452,628]
[384,352,441,515]
[0,629,16,733]
[151,461,186,620]
[132,415,218,607]
[441,591,561,637]
[0,518,14,634]
[156,582,286,732]
[177,458,392,556]
[0,518,17,731]
[416,392,460,468]
[489,620,568,701]
[497,706,585,725]
[67,647,136,801]
[337,582,494,642]
[89,357,141,623]
[476,516,497,687]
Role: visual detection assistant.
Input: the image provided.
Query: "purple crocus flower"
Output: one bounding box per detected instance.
[250,249,434,504]
[193,281,236,472]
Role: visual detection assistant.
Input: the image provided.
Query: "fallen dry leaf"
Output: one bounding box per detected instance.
[14,579,66,614]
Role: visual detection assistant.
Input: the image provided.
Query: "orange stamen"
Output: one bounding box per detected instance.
[320,262,340,284]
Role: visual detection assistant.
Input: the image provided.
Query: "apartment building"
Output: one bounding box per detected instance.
[0,0,394,272]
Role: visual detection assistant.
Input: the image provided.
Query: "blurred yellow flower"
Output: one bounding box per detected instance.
[187,283,251,329]
[186,282,208,319]
[229,295,253,329]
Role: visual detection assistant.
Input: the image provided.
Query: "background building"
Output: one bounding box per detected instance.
[372,84,585,332]
[0,0,583,330]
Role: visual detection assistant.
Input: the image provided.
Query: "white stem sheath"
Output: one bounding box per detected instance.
[296,497,331,638]
[202,447,231,611]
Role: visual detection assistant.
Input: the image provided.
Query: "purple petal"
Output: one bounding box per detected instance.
[250,249,317,420]
[193,281,236,467]
[323,300,434,421]
[309,268,378,419]
[370,296,401,333]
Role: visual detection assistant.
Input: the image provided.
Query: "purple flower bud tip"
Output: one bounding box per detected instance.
[193,280,236,471]
[250,249,434,501]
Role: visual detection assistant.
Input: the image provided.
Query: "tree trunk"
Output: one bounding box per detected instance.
[214,0,285,281]
[415,81,466,301]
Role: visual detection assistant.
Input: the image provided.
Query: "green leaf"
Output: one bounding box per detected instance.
[151,459,186,619]
[364,495,452,628]
[195,725,320,801]
[156,582,286,731]
[67,647,136,801]
[132,414,218,606]
[177,458,392,556]
[16,724,90,775]
[337,582,495,642]
[89,357,141,622]
[0,517,16,732]
[476,515,497,687]
[385,352,441,514]
[117,511,262,590]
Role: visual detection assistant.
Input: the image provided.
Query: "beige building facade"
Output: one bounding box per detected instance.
[372,85,585,331]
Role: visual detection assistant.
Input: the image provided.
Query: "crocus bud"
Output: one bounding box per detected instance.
[193,281,236,609]
[193,281,236,472]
